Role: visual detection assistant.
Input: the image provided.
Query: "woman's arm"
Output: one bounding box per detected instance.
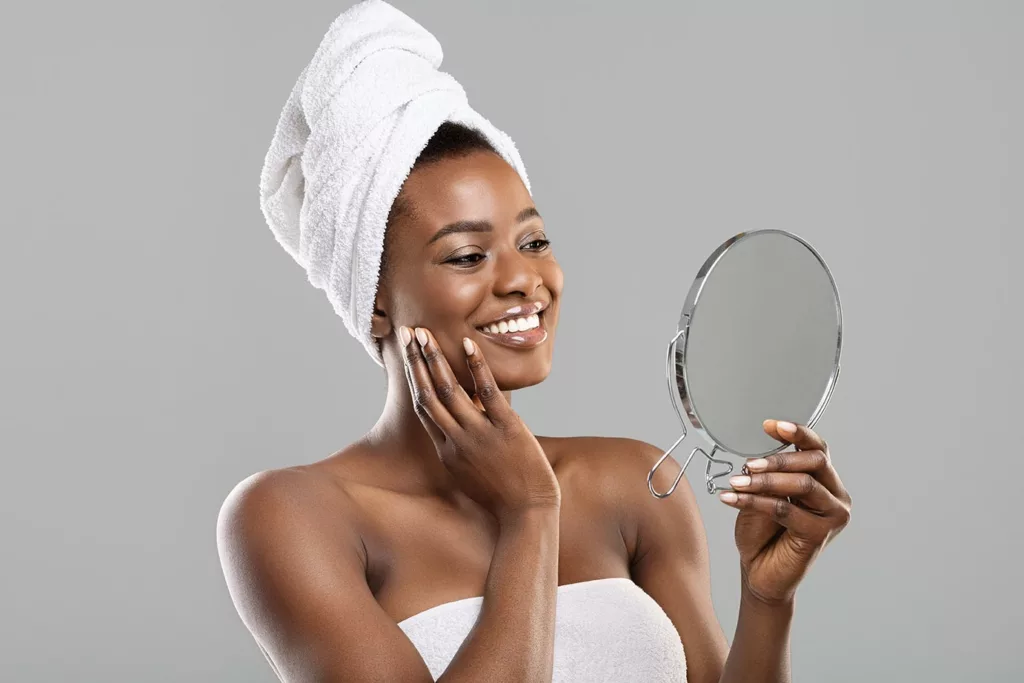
[445,504,561,683]
[719,587,794,682]
[604,437,793,683]
[217,468,561,683]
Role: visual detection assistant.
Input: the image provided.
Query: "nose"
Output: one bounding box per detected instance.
[492,247,544,298]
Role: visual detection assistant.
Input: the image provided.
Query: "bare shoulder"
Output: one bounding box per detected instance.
[543,434,680,504]
[217,465,357,544]
[215,466,365,604]
[553,434,703,535]
[216,463,438,682]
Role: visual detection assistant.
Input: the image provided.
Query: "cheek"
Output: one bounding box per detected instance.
[543,261,565,295]
[421,274,488,316]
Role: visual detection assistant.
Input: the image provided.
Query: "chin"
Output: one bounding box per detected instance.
[495,367,551,391]
[490,348,554,391]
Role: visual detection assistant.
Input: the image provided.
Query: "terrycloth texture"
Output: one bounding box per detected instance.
[397,578,687,682]
[258,0,532,366]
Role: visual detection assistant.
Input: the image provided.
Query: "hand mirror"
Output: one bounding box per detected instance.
[648,229,843,498]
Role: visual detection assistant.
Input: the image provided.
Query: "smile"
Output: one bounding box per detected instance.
[475,311,548,348]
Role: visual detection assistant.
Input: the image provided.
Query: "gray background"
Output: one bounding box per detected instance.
[1,1,1020,681]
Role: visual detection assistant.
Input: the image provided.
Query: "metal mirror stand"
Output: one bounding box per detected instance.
[647,323,842,499]
[647,326,734,499]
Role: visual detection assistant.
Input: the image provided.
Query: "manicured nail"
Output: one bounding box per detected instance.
[415,327,429,347]
[720,492,738,504]
[746,458,769,471]
[729,475,750,488]
[463,338,475,356]
[399,326,412,346]
[777,421,796,434]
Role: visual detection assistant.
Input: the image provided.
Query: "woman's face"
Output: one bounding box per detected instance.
[376,149,563,391]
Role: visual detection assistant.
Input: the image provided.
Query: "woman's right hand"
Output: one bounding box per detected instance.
[400,326,561,521]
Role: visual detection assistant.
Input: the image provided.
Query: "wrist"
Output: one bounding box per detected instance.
[740,583,796,619]
[498,502,561,529]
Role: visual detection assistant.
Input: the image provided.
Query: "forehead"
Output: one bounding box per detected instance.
[399,151,532,234]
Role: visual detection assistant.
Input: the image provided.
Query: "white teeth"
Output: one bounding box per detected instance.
[480,313,541,335]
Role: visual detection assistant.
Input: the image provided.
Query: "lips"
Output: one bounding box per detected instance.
[475,304,549,350]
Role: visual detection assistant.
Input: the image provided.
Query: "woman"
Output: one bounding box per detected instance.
[217,4,852,683]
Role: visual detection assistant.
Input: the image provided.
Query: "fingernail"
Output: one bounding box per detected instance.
[463,338,475,356]
[399,327,411,346]
[746,458,768,471]
[720,492,738,504]
[415,328,429,347]
[777,421,796,434]
[729,475,750,488]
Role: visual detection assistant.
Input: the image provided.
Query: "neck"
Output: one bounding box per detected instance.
[365,356,513,498]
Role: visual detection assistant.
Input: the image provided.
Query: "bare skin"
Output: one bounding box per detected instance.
[305,433,685,630]
[217,149,852,683]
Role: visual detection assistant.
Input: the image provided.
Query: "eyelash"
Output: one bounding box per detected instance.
[447,239,552,266]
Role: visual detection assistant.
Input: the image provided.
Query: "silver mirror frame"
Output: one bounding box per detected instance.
[647,229,843,498]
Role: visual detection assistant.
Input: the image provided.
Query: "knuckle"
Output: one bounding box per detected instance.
[421,345,441,364]
[501,421,524,441]
[497,415,524,437]
[413,387,434,411]
[798,473,816,496]
[435,381,457,404]
[467,354,486,371]
[477,381,498,401]
[772,497,793,520]
[837,505,852,526]
[771,452,791,471]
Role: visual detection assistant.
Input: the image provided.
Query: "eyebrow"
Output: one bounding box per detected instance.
[426,206,542,246]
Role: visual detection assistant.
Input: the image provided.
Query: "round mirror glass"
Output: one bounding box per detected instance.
[675,230,842,457]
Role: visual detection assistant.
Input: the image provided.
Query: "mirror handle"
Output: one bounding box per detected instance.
[649,327,738,498]
[649,328,709,498]
[704,446,735,494]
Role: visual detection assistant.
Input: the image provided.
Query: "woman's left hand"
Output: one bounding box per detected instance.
[720,419,852,606]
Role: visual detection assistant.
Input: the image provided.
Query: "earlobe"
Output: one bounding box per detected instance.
[370,305,393,339]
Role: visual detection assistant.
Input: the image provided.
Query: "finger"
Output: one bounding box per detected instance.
[729,471,841,515]
[763,419,826,452]
[415,328,485,428]
[402,344,446,448]
[462,337,512,425]
[400,326,459,440]
[744,448,851,507]
[721,492,832,540]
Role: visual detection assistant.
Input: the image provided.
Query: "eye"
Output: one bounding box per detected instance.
[446,253,485,266]
[523,238,552,251]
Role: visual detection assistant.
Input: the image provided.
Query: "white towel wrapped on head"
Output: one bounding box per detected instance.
[259,0,532,366]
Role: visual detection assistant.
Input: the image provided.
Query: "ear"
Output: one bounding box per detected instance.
[370,291,393,341]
